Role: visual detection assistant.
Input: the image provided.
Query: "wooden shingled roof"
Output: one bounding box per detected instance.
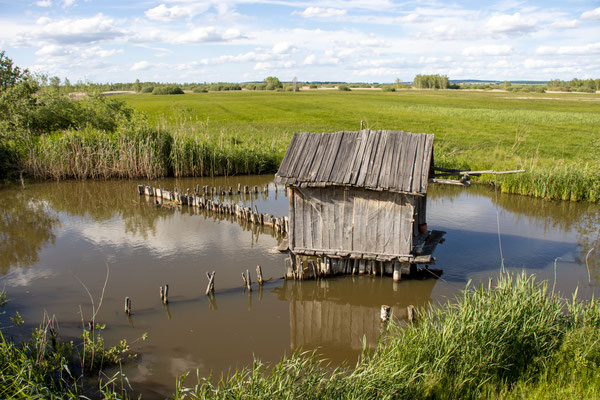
[274,130,434,195]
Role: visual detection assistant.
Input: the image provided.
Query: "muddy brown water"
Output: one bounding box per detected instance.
[0,177,598,398]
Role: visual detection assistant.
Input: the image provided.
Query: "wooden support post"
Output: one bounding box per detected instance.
[205,271,215,295]
[253,185,258,193]
[137,185,144,195]
[246,269,252,291]
[256,265,264,285]
[380,305,391,323]
[393,262,402,281]
[285,257,293,279]
[124,297,131,315]
[264,185,269,194]
[242,272,248,288]
[237,183,241,194]
[159,286,164,302]
[244,185,249,194]
[162,284,168,304]
[196,184,200,194]
[407,305,416,322]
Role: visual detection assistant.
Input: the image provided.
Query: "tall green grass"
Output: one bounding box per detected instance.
[175,273,600,399]
[23,117,282,180]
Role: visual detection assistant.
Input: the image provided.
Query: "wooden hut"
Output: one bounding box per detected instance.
[275,130,445,280]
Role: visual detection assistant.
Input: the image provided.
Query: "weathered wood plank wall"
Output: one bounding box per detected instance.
[289,187,415,257]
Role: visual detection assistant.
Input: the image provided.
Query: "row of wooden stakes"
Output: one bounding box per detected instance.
[285,254,425,281]
[137,184,289,234]
[123,266,267,316]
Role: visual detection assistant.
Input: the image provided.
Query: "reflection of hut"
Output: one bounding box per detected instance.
[275,130,445,280]
[273,278,436,351]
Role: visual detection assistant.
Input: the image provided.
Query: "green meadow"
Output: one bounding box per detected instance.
[118,89,600,201]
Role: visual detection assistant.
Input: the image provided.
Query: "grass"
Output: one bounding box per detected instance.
[21,89,600,201]
[119,90,600,202]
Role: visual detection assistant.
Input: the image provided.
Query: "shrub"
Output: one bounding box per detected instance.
[309,84,318,89]
[141,86,154,93]
[338,85,351,91]
[151,85,184,95]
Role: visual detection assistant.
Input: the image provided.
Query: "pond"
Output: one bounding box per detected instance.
[1,177,598,398]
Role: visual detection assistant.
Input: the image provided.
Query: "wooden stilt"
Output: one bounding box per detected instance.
[380,305,391,323]
[407,305,416,322]
[256,265,264,285]
[163,284,169,304]
[124,297,131,315]
[205,271,215,295]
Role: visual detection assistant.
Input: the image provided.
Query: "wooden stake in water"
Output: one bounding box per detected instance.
[407,305,415,322]
[256,265,264,285]
[380,305,391,323]
[246,269,252,291]
[124,297,131,315]
[163,284,169,304]
[206,271,215,295]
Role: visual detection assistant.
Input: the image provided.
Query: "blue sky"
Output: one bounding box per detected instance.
[0,0,599,83]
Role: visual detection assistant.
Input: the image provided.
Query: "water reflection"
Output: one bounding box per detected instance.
[0,189,58,274]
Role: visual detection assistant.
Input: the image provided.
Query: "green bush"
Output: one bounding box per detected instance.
[338,85,351,91]
[151,85,184,95]
[141,86,154,93]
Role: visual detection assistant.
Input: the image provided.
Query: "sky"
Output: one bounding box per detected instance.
[0,0,599,83]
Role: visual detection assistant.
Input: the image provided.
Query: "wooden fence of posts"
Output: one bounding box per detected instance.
[137,184,288,235]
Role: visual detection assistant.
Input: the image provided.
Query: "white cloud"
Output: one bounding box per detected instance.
[486,12,536,35]
[62,0,75,7]
[131,61,151,71]
[395,13,422,23]
[462,45,513,56]
[295,7,347,18]
[23,13,122,45]
[145,4,201,21]
[581,7,600,21]
[536,42,600,55]
[549,19,580,29]
[36,0,52,7]
[170,27,242,44]
[272,41,294,54]
[303,54,316,65]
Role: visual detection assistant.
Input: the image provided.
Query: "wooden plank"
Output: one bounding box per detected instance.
[400,197,414,253]
[342,188,353,252]
[277,133,299,177]
[289,188,296,250]
[307,134,330,182]
[313,189,323,250]
[333,188,343,249]
[313,133,334,183]
[287,133,310,179]
[365,191,379,253]
[322,189,330,251]
[330,132,354,183]
[318,132,344,183]
[297,134,321,181]
[398,133,419,193]
[346,130,369,185]
[302,189,313,250]
[352,193,367,252]
[377,131,396,189]
[356,130,382,187]
[420,134,434,192]
[294,189,304,249]
[366,131,388,189]
[410,134,426,193]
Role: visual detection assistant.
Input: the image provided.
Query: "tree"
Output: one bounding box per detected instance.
[0,50,28,91]
[264,76,282,90]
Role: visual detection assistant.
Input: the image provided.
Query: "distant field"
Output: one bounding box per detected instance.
[120,90,600,166]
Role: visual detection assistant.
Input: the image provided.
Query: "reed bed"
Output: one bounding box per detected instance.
[23,118,282,180]
[175,273,600,399]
